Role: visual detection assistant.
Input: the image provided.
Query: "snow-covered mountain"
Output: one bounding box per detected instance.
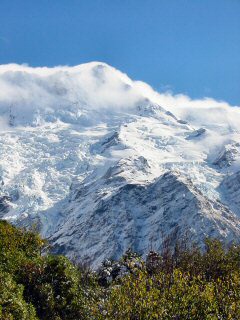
[0,62,240,267]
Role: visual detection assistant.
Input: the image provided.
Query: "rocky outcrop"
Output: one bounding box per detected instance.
[221,171,240,215]
[0,195,12,217]
[50,170,240,268]
[213,143,240,168]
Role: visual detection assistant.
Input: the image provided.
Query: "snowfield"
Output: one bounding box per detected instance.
[0,62,240,267]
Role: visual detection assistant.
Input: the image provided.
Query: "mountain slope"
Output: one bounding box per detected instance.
[0,62,240,266]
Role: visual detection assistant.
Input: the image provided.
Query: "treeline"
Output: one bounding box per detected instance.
[0,220,240,319]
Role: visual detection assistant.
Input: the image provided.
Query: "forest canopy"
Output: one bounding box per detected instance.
[0,220,240,320]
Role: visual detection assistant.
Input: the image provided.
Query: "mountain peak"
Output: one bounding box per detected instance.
[0,63,240,266]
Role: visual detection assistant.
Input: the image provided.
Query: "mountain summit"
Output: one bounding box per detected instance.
[0,62,240,267]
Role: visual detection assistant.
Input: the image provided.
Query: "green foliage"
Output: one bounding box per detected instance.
[0,220,97,319]
[0,270,37,320]
[95,239,240,319]
[1,219,240,319]
[97,269,240,319]
[0,220,45,274]
[19,255,96,320]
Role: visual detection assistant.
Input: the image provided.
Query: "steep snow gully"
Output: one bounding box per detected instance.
[0,62,240,267]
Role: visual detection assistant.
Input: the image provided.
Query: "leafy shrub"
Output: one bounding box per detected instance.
[19,255,95,320]
[0,220,45,275]
[0,270,37,320]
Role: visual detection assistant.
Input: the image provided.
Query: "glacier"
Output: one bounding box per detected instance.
[0,62,240,267]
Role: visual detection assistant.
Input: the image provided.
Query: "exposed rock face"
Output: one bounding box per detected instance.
[186,128,206,140]
[213,143,240,168]
[221,171,240,215]
[50,170,240,268]
[0,195,12,217]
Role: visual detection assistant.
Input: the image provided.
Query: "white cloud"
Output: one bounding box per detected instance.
[0,61,239,134]
[133,79,240,133]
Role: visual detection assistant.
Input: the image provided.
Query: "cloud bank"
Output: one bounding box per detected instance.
[0,61,239,133]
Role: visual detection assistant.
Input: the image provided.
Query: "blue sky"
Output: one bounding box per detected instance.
[0,0,239,105]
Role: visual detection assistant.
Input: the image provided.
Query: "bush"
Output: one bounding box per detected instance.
[19,255,94,320]
[0,270,37,320]
[0,220,45,275]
